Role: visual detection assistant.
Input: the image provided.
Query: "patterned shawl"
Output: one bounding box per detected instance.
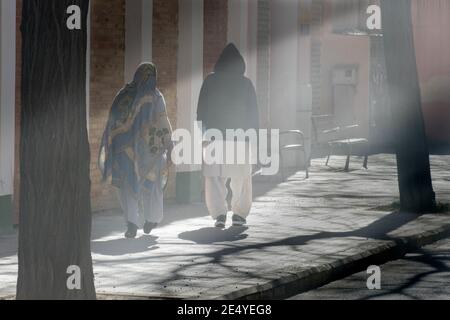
[99,63,173,196]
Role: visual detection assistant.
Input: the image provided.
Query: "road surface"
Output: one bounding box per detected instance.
[291,238,450,300]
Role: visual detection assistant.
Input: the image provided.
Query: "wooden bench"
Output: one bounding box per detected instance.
[311,115,369,171]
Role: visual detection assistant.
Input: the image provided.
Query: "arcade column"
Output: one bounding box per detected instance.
[125,0,153,83]
[0,0,16,233]
[270,0,312,169]
[227,0,258,86]
[176,0,204,203]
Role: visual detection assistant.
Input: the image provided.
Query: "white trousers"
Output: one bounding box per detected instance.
[116,181,164,227]
[205,176,253,219]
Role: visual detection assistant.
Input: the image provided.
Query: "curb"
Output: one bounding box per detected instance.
[212,219,450,300]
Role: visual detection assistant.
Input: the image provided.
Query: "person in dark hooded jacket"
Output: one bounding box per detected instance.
[197,43,259,134]
[197,43,259,228]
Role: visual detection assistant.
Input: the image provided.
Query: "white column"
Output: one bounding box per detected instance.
[228,0,247,53]
[125,0,153,83]
[247,0,258,87]
[0,0,16,197]
[86,2,91,134]
[298,0,313,163]
[141,0,153,62]
[174,0,204,203]
[269,0,302,167]
[177,0,204,173]
[228,0,257,85]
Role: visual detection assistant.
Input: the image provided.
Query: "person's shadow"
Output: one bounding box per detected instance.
[91,235,159,256]
[179,227,249,245]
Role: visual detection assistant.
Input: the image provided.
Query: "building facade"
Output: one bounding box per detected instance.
[4,0,312,224]
[1,0,449,231]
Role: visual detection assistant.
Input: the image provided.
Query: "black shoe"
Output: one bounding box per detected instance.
[125,222,138,239]
[143,221,158,235]
[232,215,247,227]
[215,215,227,228]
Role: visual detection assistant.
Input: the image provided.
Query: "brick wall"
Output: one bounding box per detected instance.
[89,0,126,211]
[14,0,232,213]
[152,0,179,198]
[203,0,228,76]
[14,0,182,213]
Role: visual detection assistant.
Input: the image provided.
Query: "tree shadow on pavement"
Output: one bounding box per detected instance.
[91,235,159,256]
[362,247,450,300]
[152,211,423,292]
[178,227,249,244]
[203,211,419,261]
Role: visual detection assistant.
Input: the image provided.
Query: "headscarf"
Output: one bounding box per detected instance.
[132,63,158,95]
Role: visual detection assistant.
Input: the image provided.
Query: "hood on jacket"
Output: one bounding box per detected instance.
[214,43,246,75]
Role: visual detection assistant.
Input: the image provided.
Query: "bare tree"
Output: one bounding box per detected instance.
[17,0,96,299]
[381,0,436,213]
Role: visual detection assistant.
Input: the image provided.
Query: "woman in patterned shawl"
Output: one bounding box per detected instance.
[99,63,173,238]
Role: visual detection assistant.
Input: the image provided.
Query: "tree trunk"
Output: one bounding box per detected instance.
[17,0,96,299]
[381,0,436,213]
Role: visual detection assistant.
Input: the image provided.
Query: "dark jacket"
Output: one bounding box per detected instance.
[197,44,259,134]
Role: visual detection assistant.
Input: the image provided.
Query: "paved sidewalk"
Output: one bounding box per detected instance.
[1,154,450,299]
